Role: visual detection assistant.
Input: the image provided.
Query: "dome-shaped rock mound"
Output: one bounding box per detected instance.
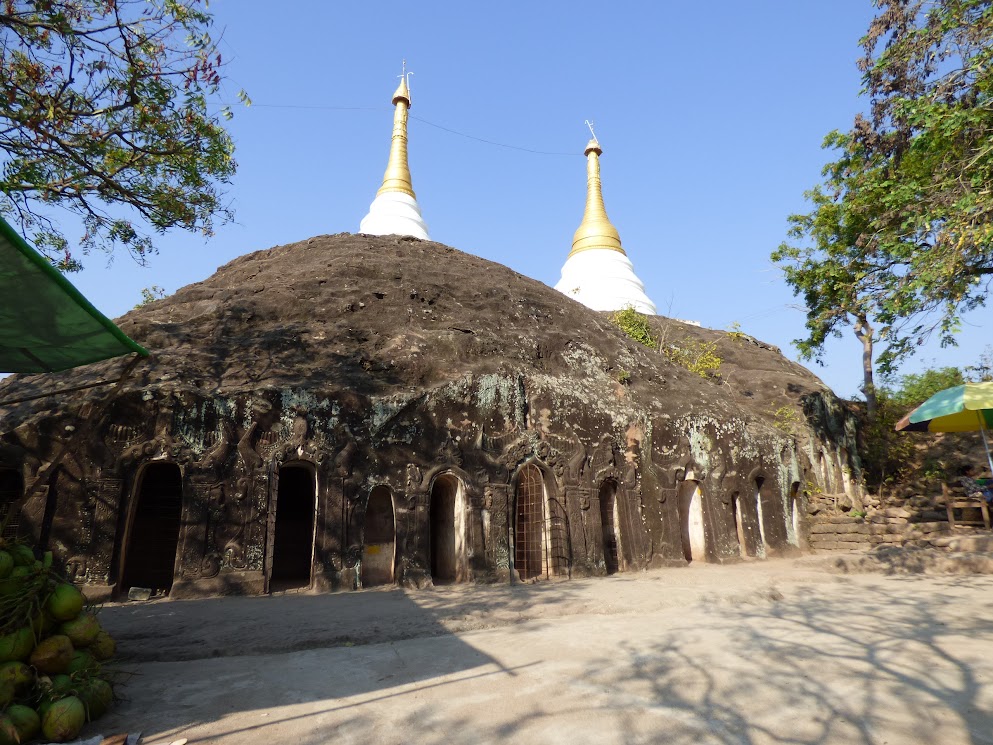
[0,234,861,597]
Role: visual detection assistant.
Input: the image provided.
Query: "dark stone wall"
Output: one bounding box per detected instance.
[0,371,859,599]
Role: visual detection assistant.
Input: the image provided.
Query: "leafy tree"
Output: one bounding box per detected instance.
[0,0,245,271]
[886,366,965,409]
[851,0,993,329]
[968,345,993,381]
[862,366,965,490]
[775,0,993,414]
[772,132,898,421]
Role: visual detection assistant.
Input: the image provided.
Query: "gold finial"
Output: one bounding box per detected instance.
[392,58,412,106]
[569,122,625,257]
[378,60,416,197]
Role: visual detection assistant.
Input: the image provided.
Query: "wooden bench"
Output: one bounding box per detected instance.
[942,483,992,529]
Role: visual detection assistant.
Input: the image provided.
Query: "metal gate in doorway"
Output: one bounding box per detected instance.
[515,465,544,580]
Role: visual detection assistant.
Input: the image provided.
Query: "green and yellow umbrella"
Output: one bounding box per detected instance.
[895,381,993,473]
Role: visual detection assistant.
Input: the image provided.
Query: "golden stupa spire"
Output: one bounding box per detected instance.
[377,60,416,198]
[569,121,625,257]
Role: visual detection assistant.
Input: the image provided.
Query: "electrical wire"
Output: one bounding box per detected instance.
[408,114,576,156]
[218,101,579,157]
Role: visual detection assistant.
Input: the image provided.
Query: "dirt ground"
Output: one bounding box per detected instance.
[89,556,993,745]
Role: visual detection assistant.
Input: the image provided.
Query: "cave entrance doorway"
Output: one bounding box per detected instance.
[269,464,316,592]
[731,491,749,558]
[754,477,769,557]
[120,463,183,595]
[430,474,465,583]
[515,465,546,580]
[818,452,832,493]
[362,485,396,587]
[598,480,620,574]
[789,481,801,547]
[0,469,23,541]
[677,478,705,562]
[840,448,853,495]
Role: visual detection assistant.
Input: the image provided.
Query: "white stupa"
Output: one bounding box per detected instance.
[359,65,430,239]
[555,136,656,315]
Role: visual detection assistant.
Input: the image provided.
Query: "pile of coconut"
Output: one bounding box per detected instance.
[0,542,116,743]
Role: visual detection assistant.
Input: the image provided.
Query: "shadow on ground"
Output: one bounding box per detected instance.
[97,570,993,745]
[282,576,993,745]
[99,578,593,663]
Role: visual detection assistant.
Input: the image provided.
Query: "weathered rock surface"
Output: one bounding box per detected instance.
[0,234,862,598]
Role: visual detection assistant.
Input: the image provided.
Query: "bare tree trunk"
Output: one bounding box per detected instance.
[854,316,876,422]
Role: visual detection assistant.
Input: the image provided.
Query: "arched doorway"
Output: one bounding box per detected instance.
[362,485,396,586]
[120,463,183,595]
[0,469,23,541]
[788,481,801,547]
[677,477,705,562]
[269,464,316,591]
[598,480,620,574]
[430,474,465,583]
[731,491,748,558]
[818,452,831,492]
[839,448,853,496]
[515,465,545,580]
[754,477,769,557]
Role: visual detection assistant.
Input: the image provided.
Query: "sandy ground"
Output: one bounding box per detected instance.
[88,557,993,745]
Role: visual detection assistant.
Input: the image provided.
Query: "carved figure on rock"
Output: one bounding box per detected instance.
[566,441,588,484]
[291,414,309,449]
[406,463,422,493]
[201,553,221,579]
[590,435,616,479]
[200,420,234,471]
[236,422,264,474]
[334,439,357,479]
[437,434,463,466]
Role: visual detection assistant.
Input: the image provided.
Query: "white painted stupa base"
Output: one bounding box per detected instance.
[555,249,657,315]
[359,191,430,240]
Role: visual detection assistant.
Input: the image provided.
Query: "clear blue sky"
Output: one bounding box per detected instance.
[64,0,989,398]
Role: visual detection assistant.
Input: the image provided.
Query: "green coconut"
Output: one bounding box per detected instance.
[0,715,18,745]
[41,696,85,742]
[0,679,14,708]
[36,697,52,721]
[6,704,40,743]
[66,650,96,675]
[46,584,83,622]
[9,565,33,579]
[59,613,100,648]
[79,678,113,721]
[0,552,13,580]
[89,631,115,661]
[29,635,74,675]
[31,609,57,637]
[48,674,71,695]
[0,627,34,663]
[9,545,34,568]
[0,661,34,692]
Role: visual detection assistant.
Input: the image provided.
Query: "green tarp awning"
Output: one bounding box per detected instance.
[0,216,148,373]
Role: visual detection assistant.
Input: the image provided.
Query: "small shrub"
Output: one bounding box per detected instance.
[615,370,631,385]
[921,459,946,481]
[772,406,800,434]
[610,307,657,348]
[135,285,166,308]
[726,321,747,344]
[663,340,722,378]
[850,509,867,519]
